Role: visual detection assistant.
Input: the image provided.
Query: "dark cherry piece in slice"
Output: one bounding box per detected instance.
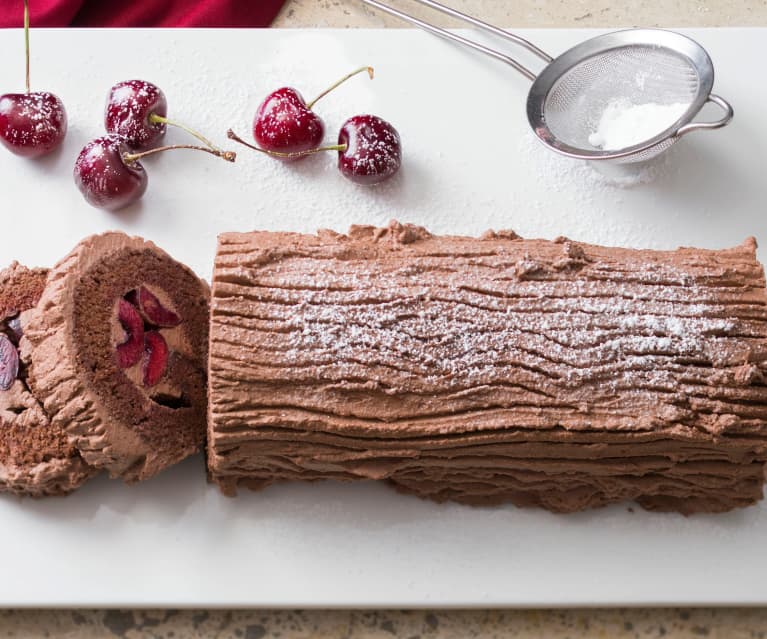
[116,298,145,368]
[4,316,24,345]
[143,330,169,387]
[0,333,19,391]
[337,114,401,185]
[137,286,181,327]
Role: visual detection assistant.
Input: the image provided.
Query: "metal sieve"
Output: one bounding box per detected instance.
[361,0,733,164]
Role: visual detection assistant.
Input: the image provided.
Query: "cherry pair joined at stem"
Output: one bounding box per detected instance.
[75,79,236,211]
[231,66,402,185]
[228,114,401,186]
[252,66,372,158]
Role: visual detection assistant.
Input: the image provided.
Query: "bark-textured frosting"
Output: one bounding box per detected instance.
[23,233,209,482]
[0,262,96,496]
[208,221,767,513]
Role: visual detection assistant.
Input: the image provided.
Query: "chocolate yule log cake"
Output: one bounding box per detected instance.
[0,263,96,496]
[22,233,209,483]
[207,221,767,514]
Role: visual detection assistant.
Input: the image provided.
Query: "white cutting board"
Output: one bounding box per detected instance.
[0,27,765,607]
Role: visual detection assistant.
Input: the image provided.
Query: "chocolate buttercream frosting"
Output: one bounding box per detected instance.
[207,221,767,513]
[0,262,96,496]
[23,233,209,482]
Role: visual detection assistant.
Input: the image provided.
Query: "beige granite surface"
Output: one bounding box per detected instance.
[3,0,767,637]
[3,608,767,638]
[273,0,764,28]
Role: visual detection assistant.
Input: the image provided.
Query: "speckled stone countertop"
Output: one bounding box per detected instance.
[2,1,767,637]
[3,608,767,638]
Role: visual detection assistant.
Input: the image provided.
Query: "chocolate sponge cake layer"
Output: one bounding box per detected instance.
[0,263,96,496]
[23,233,209,482]
[207,221,767,513]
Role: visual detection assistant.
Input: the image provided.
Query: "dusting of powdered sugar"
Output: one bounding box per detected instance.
[588,99,689,151]
[267,256,741,394]
[519,129,674,193]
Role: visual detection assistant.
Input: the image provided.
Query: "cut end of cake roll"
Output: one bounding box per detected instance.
[0,262,97,497]
[23,233,209,483]
[207,220,767,514]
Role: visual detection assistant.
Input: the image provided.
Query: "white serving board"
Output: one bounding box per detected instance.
[0,27,766,608]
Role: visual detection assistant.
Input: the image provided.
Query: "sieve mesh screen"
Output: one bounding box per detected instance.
[542,46,699,161]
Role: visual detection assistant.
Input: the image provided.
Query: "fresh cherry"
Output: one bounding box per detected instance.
[0,92,67,158]
[337,115,401,185]
[253,87,324,161]
[74,135,147,212]
[105,80,167,150]
[227,113,402,186]
[74,134,235,212]
[248,66,373,162]
[0,0,67,158]
[105,78,230,155]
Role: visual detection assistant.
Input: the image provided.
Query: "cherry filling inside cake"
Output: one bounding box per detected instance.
[114,286,191,408]
[72,247,207,474]
[25,233,209,482]
[0,263,95,496]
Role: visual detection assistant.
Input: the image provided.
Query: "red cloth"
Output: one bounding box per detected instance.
[0,0,287,27]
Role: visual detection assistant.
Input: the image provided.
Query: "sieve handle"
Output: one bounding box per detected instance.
[675,94,734,138]
[359,0,552,81]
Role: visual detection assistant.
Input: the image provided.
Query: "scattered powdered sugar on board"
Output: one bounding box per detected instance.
[588,99,689,150]
[518,129,674,194]
[514,130,688,250]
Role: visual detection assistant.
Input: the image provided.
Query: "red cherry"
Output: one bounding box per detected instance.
[0,91,67,158]
[143,330,169,387]
[0,333,19,391]
[133,286,181,328]
[4,316,24,346]
[105,80,167,151]
[74,135,235,212]
[253,87,324,162]
[240,66,374,163]
[337,115,401,185]
[0,1,67,158]
[116,298,145,369]
[74,135,147,212]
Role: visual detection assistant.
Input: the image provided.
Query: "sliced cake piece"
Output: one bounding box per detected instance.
[207,221,767,513]
[23,233,209,482]
[0,262,96,496]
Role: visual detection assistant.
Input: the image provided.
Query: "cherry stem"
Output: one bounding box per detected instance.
[123,144,236,164]
[23,0,30,93]
[226,129,346,159]
[305,65,374,111]
[148,113,222,152]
